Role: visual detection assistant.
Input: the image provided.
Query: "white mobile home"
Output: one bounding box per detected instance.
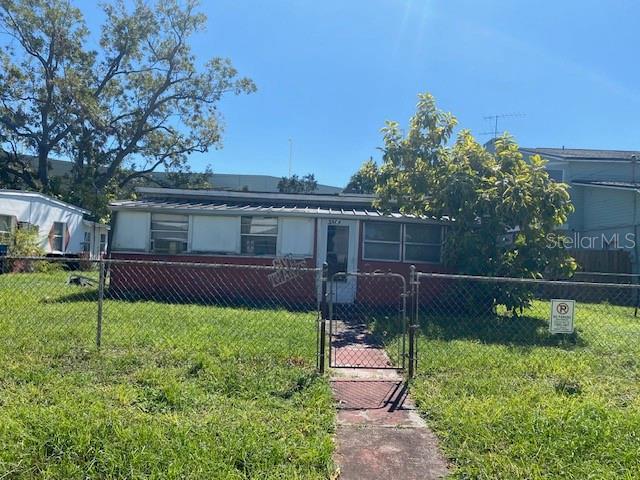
[0,190,108,258]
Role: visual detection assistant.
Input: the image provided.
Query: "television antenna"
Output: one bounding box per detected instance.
[480,113,526,138]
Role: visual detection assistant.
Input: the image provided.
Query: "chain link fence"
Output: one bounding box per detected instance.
[328,271,408,370]
[0,256,322,369]
[413,272,640,384]
[3,256,640,382]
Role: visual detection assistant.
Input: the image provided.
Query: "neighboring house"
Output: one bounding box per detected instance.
[108,187,448,304]
[0,190,109,258]
[518,147,640,271]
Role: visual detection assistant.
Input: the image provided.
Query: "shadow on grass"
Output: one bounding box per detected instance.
[51,288,318,313]
[420,312,584,349]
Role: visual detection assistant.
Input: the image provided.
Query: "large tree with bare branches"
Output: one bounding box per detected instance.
[0,0,255,216]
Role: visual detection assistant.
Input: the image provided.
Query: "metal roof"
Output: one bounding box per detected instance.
[109,199,448,223]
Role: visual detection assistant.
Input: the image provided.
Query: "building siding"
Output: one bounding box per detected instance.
[582,188,634,230]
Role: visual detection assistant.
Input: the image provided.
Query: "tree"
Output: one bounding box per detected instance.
[375,93,575,310]
[277,173,318,194]
[0,0,255,215]
[344,157,378,194]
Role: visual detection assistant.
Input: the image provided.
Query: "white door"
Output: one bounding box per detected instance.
[316,219,358,304]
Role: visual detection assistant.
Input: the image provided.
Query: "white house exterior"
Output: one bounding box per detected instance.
[0,190,108,258]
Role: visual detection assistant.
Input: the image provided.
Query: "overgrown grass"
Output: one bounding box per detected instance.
[412,300,640,479]
[0,272,334,479]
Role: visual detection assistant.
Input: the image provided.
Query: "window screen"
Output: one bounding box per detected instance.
[363,222,401,260]
[404,224,442,263]
[150,214,188,254]
[240,217,278,256]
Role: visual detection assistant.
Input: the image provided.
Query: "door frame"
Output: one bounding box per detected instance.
[316,218,359,304]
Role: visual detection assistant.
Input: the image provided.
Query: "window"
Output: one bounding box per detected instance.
[82,231,91,253]
[0,215,13,243]
[547,169,564,183]
[363,222,401,261]
[404,224,443,263]
[99,233,107,252]
[150,214,188,254]
[241,216,278,256]
[51,222,65,252]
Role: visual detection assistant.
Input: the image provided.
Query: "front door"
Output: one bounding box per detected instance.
[317,219,358,303]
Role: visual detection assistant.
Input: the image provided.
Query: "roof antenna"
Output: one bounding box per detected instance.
[480,113,526,138]
[288,138,293,177]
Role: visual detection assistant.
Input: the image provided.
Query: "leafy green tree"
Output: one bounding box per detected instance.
[344,158,378,194]
[278,173,318,193]
[0,0,255,214]
[375,93,575,310]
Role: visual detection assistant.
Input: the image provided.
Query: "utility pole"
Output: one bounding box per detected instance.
[288,138,293,177]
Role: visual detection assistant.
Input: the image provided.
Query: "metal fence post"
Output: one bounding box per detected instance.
[317,262,329,374]
[408,324,417,379]
[96,259,105,349]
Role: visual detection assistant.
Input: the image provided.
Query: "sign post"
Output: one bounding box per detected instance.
[549,299,575,334]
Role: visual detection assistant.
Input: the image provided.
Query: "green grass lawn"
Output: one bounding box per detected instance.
[412,300,640,479]
[0,271,334,479]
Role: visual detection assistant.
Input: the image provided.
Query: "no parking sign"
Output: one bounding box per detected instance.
[549,299,575,334]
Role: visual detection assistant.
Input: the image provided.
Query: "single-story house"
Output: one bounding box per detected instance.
[108,187,449,304]
[0,189,109,259]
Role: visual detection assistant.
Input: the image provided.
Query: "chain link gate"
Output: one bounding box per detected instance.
[324,270,410,370]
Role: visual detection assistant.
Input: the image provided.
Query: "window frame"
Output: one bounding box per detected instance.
[99,233,107,253]
[402,223,444,264]
[361,221,402,262]
[81,231,91,253]
[0,215,13,242]
[51,221,66,252]
[240,216,279,257]
[149,213,189,254]
[361,221,445,264]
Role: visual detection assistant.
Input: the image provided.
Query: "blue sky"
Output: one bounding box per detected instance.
[81,0,640,188]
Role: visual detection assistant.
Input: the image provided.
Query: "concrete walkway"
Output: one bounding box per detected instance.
[330,366,448,479]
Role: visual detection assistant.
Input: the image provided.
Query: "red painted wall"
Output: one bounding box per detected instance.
[108,252,318,308]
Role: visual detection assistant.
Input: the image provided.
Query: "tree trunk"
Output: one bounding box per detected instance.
[37,147,49,193]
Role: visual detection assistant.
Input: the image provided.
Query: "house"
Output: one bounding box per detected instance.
[108,187,448,304]
[0,190,109,259]
[518,147,640,272]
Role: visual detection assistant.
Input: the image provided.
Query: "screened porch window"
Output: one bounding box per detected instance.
[363,222,401,261]
[150,214,188,254]
[404,224,443,263]
[241,216,278,256]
